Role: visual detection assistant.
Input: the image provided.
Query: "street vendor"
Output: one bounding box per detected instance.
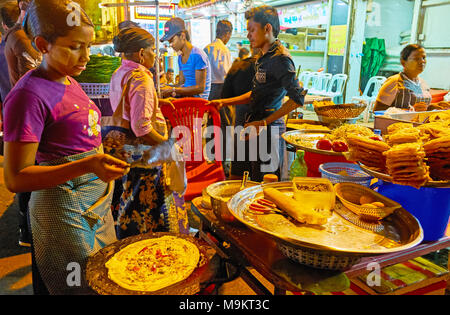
[110,27,189,239]
[374,44,432,112]
[2,0,129,294]
[210,5,305,182]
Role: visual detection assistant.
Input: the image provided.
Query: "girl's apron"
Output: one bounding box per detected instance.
[29,148,117,295]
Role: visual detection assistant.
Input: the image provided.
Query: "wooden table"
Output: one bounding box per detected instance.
[191,197,450,295]
[191,197,350,295]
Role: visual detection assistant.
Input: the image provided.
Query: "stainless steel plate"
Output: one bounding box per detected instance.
[228,182,423,256]
[282,129,344,156]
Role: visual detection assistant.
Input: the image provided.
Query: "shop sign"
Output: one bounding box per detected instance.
[135,5,175,20]
[328,25,347,56]
[278,1,328,28]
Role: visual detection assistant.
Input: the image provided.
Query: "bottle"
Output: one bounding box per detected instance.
[289,150,308,180]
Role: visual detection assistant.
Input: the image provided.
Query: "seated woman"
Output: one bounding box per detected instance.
[109,27,189,239]
[374,44,431,112]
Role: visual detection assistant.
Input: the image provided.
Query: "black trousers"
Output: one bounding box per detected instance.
[17,192,31,234]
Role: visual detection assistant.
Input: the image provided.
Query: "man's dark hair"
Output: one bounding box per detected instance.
[245,5,280,38]
[216,20,232,38]
[1,2,20,28]
[167,68,174,73]
[401,44,424,61]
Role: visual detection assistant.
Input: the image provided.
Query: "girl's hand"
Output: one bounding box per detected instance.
[90,154,130,182]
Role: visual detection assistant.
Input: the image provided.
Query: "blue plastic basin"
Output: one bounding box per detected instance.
[377,182,450,241]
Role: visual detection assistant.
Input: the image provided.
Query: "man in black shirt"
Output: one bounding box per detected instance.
[222,50,260,179]
[211,5,305,181]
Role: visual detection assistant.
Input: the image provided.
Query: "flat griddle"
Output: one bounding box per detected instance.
[86,232,215,295]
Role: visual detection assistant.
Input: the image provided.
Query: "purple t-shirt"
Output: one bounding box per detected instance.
[3,70,102,163]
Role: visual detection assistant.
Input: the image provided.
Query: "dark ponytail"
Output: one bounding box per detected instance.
[113,27,155,55]
[23,0,94,45]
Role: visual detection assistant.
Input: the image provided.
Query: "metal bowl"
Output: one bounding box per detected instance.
[206,180,260,224]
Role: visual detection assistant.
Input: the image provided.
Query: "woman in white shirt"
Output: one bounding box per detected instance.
[375,44,431,112]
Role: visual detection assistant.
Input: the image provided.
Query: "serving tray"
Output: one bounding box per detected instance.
[228,182,423,257]
[282,129,345,156]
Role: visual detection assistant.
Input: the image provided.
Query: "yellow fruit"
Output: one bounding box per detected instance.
[359,195,375,205]
[371,202,385,208]
[361,203,377,208]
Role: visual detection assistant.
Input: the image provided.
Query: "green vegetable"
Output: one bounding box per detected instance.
[74,55,121,83]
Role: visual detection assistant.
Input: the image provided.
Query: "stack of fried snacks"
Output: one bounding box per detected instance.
[386,128,422,146]
[384,142,431,188]
[347,134,391,172]
[423,135,450,180]
[387,123,414,135]
[417,121,450,142]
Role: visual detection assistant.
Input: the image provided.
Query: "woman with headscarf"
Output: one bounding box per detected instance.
[108,27,189,239]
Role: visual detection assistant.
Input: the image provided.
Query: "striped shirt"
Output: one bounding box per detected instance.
[204,38,232,84]
[376,72,432,109]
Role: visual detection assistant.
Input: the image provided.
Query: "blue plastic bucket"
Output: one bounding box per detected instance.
[377,181,450,241]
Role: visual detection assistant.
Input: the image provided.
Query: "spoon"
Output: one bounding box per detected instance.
[240,171,249,190]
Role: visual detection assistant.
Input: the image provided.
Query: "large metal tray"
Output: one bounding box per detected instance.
[86,232,213,295]
[282,129,344,156]
[228,182,423,256]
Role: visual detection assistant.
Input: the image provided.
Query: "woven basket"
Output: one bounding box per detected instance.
[319,162,373,187]
[334,182,400,221]
[314,103,367,119]
[277,243,361,270]
[79,83,110,96]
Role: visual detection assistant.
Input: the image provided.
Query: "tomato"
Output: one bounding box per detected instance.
[256,198,276,207]
[331,140,349,152]
[316,139,332,151]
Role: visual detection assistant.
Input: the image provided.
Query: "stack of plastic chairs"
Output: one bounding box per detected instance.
[352,76,386,122]
[160,98,225,201]
[309,73,333,95]
[317,74,348,104]
[298,71,311,88]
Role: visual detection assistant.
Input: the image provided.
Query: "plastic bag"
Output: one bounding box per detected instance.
[126,138,187,194]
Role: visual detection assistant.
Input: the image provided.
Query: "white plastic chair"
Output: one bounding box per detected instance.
[298,71,311,89]
[318,74,348,104]
[352,76,387,122]
[303,72,320,91]
[309,73,333,95]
